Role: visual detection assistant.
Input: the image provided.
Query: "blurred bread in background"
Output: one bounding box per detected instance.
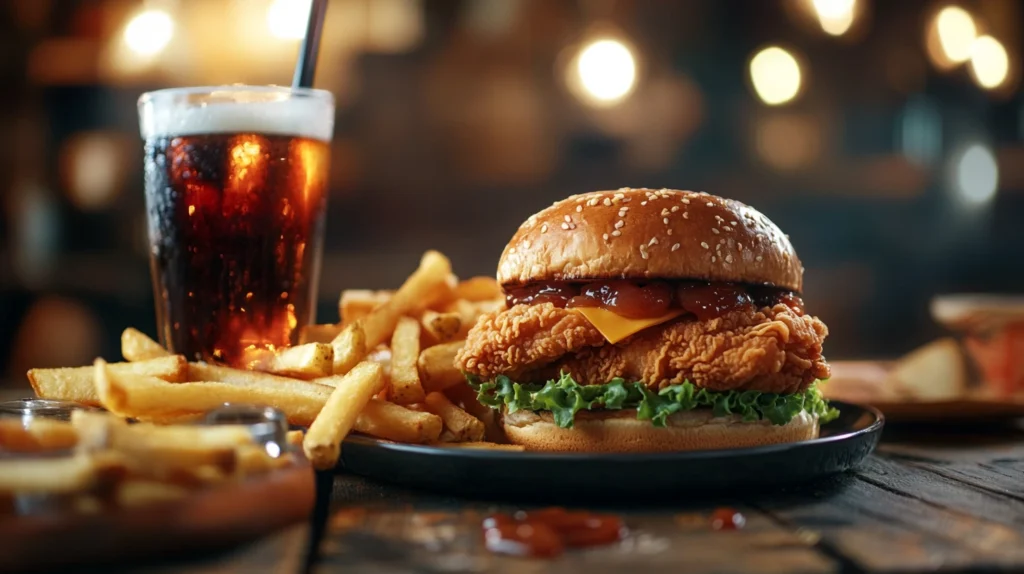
[885,338,966,401]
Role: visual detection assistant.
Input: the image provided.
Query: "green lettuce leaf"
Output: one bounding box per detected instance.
[467,372,838,430]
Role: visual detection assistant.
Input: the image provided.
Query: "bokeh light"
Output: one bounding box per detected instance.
[267,0,312,40]
[755,113,821,170]
[811,0,856,36]
[123,10,174,57]
[935,6,976,64]
[954,143,999,205]
[969,35,1009,90]
[749,46,802,105]
[574,39,638,106]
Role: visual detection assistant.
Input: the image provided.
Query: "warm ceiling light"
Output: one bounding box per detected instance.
[811,0,856,36]
[267,0,312,40]
[574,39,638,106]
[969,35,1010,90]
[123,10,174,57]
[749,46,802,105]
[935,6,976,64]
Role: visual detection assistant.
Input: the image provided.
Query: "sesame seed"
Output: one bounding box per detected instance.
[614,192,625,200]
[603,233,609,241]
[509,247,516,254]
[671,206,679,213]
[667,229,673,235]
[524,240,532,248]
[618,210,627,218]
[723,226,732,232]
[738,243,743,250]
[640,201,648,206]
[649,237,659,246]
[725,254,734,263]
[612,230,621,237]
[661,208,670,217]
[639,245,649,259]
[711,256,716,263]
[663,217,669,225]
[756,255,763,262]
[603,198,612,206]
[700,242,709,249]
[707,202,714,207]
[622,206,629,211]
[731,221,738,226]
[561,223,569,230]
[564,215,571,223]
[712,228,720,235]
[541,224,548,233]
[715,215,724,222]
[615,220,624,229]
[576,197,586,203]
[682,198,690,204]
[576,205,582,213]
[671,243,680,251]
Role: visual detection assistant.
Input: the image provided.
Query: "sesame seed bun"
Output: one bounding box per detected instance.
[497,188,804,292]
[502,408,820,453]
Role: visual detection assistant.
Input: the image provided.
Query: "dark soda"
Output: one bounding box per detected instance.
[143,133,329,365]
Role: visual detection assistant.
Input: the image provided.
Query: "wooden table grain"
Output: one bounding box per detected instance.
[297,422,1024,574]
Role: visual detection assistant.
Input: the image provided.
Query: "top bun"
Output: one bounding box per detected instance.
[497,188,804,292]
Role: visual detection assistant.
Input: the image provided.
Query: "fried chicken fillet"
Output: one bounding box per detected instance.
[455,302,830,394]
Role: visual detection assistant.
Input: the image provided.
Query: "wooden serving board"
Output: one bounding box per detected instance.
[0,460,314,572]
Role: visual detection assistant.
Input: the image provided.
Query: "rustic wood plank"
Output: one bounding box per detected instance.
[860,456,1024,528]
[316,475,836,574]
[756,465,1024,573]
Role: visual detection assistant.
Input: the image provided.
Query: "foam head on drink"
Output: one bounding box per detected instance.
[139,88,334,366]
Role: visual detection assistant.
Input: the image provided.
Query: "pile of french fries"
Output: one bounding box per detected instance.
[24,250,521,479]
[0,410,298,509]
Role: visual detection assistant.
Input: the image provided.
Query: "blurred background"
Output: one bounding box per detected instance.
[1,0,1021,383]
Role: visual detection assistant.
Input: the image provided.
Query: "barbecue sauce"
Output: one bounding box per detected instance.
[505,280,801,320]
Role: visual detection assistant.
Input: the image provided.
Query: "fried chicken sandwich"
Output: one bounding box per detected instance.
[455,188,836,452]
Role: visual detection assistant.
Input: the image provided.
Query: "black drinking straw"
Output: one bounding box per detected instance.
[292,0,328,88]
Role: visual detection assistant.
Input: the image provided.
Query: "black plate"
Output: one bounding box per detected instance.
[337,401,883,501]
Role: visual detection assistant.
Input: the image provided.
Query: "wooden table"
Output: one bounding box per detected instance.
[297,421,1024,574]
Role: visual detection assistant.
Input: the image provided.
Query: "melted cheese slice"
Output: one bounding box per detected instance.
[573,307,685,344]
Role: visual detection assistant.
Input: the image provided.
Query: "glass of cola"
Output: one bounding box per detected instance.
[137,86,335,366]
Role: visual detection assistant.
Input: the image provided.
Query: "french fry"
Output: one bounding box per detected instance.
[97,359,332,427]
[71,410,244,477]
[121,328,171,361]
[444,382,504,443]
[286,429,305,448]
[300,323,343,344]
[389,317,425,404]
[0,454,115,494]
[246,342,334,379]
[418,340,466,392]
[236,444,294,476]
[424,392,484,442]
[116,480,190,506]
[29,355,187,406]
[444,299,503,336]
[186,362,311,386]
[360,251,453,351]
[420,310,462,344]
[339,289,391,323]
[331,322,367,376]
[452,276,502,302]
[0,419,78,452]
[433,442,526,452]
[303,361,386,469]
[354,399,442,443]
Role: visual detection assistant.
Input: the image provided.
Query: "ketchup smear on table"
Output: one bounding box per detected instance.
[482,508,626,558]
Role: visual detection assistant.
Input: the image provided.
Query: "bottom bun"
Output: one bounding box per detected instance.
[501,408,820,453]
